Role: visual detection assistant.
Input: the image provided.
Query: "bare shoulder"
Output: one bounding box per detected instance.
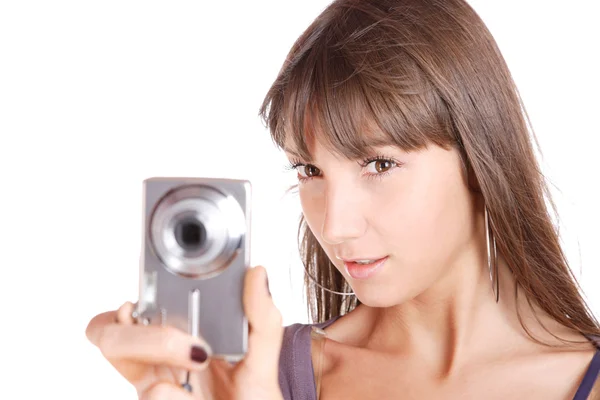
[316,306,373,347]
[591,379,600,400]
[504,318,600,399]
[584,344,600,400]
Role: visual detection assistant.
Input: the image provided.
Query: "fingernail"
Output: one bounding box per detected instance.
[191,345,208,363]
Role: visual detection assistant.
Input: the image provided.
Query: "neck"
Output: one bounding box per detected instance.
[360,250,520,378]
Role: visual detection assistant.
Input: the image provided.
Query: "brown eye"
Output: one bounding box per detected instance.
[298,164,321,178]
[367,159,395,174]
[374,160,392,173]
[363,157,398,175]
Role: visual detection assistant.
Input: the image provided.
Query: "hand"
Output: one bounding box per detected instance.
[86,265,284,400]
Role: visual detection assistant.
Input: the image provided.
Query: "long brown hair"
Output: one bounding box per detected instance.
[259,0,600,340]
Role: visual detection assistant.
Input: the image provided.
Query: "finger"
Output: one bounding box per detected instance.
[86,309,118,345]
[140,381,198,400]
[85,301,135,344]
[93,323,213,371]
[243,265,284,379]
[116,301,135,324]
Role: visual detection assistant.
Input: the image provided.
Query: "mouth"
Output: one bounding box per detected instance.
[343,256,388,280]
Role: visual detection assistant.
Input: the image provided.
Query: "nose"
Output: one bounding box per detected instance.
[320,184,367,245]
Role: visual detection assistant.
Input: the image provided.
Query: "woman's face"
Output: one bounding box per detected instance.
[286,135,481,306]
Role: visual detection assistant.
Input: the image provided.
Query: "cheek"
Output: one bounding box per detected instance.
[298,186,325,235]
[373,169,473,265]
[298,185,340,263]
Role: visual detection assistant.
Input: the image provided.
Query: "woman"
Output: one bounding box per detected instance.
[86,0,600,398]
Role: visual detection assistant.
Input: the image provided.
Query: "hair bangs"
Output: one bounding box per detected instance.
[261,15,457,162]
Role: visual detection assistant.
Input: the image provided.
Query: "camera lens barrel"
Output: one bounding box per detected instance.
[149,185,245,278]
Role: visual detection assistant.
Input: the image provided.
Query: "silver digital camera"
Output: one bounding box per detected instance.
[134,177,251,362]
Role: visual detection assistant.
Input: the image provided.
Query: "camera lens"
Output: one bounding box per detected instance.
[150,184,247,278]
[175,218,206,251]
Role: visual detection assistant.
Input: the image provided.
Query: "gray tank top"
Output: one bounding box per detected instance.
[277,316,600,400]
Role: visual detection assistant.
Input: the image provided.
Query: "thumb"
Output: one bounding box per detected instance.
[243,265,284,379]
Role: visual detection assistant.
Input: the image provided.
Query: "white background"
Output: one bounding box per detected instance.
[0,1,598,398]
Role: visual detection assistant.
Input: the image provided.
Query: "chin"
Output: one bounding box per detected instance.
[351,280,420,308]
[352,288,402,308]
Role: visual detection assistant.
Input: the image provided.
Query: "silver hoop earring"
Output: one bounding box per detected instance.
[485,205,500,302]
[303,262,355,296]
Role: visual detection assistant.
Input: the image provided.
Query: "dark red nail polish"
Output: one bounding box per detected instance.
[191,345,208,363]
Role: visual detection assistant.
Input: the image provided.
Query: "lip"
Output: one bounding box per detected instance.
[343,256,388,280]
[337,255,387,262]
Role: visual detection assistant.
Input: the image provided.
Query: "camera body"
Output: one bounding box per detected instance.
[135,177,251,362]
